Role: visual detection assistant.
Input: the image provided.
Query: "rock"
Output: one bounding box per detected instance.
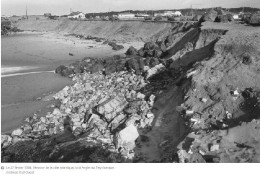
[125,57,145,75]
[97,96,128,121]
[23,123,33,133]
[108,42,124,51]
[73,127,83,136]
[144,42,157,50]
[95,38,102,42]
[146,63,165,79]
[11,128,24,137]
[144,57,160,67]
[177,149,190,163]
[145,50,154,57]
[189,153,206,163]
[148,94,156,106]
[12,136,31,144]
[40,117,47,123]
[146,112,154,119]
[210,144,220,152]
[1,135,12,148]
[153,49,163,58]
[55,65,74,77]
[136,92,145,99]
[138,48,145,57]
[126,46,138,56]
[109,114,127,131]
[186,110,194,115]
[200,98,207,103]
[117,124,139,150]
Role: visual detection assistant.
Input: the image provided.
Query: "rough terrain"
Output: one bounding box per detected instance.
[2,18,260,163]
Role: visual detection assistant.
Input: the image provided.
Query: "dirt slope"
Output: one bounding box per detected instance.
[16,19,189,42]
[174,22,260,162]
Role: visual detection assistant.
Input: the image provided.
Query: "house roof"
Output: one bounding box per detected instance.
[68,11,84,16]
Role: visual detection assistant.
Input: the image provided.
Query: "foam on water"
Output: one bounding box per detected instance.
[1,66,37,74]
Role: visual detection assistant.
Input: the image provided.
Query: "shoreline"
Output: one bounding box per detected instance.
[1,30,144,133]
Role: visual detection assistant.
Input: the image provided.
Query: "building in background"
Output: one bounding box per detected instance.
[118,12,135,19]
[68,12,85,19]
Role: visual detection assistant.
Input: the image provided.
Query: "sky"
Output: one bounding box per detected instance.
[1,0,260,16]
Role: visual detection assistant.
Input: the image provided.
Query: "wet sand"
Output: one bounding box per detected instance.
[1,31,144,133]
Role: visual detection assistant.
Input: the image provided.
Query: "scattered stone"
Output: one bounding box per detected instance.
[210,144,220,152]
[200,98,208,103]
[1,135,12,148]
[11,128,23,137]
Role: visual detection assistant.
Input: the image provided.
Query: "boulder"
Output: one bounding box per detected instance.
[146,63,165,79]
[144,42,157,50]
[153,49,163,58]
[117,124,139,150]
[125,56,145,75]
[109,114,127,132]
[55,65,74,77]
[145,50,154,57]
[156,40,167,52]
[138,48,145,57]
[126,46,138,56]
[1,135,12,148]
[11,128,24,137]
[144,57,160,68]
[108,42,124,51]
[97,96,128,122]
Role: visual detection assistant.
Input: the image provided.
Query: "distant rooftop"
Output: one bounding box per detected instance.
[68,11,84,16]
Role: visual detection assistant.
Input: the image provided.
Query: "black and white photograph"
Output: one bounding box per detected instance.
[1,0,260,174]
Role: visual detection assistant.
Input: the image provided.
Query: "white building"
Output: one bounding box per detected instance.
[164,11,175,16]
[174,11,182,16]
[68,12,85,19]
[233,14,240,20]
[154,11,182,17]
[154,13,164,17]
[118,12,135,19]
[135,13,150,17]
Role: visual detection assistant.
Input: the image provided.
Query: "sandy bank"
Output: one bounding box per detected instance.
[16,19,179,42]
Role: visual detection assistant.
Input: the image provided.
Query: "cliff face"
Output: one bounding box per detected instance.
[16,19,196,42]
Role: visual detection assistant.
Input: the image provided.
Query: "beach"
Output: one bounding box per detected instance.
[1,31,143,133]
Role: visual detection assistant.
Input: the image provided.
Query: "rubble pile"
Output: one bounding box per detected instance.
[2,70,159,161]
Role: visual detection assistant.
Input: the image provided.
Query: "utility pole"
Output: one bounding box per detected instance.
[26,5,28,19]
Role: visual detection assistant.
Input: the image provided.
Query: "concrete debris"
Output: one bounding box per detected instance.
[11,128,23,137]
[117,124,139,150]
[210,144,220,152]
